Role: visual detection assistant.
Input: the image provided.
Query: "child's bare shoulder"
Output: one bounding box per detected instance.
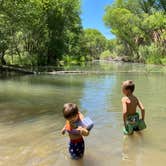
[121,96,128,102]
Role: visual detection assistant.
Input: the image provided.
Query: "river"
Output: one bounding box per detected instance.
[0,61,166,166]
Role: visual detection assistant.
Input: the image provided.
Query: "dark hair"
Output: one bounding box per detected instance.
[122,80,135,93]
[63,103,79,119]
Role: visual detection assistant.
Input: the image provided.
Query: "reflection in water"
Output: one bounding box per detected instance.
[80,75,116,120]
[0,62,166,165]
[122,132,144,166]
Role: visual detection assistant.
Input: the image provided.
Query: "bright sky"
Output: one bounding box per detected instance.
[81,0,115,39]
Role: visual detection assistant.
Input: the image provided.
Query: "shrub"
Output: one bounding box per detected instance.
[138,43,163,64]
[100,50,112,60]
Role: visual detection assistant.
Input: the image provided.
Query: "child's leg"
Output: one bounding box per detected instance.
[123,124,133,135]
[69,139,85,159]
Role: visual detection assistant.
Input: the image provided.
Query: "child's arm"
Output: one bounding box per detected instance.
[77,126,89,136]
[61,126,66,135]
[137,99,145,120]
[122,97,127,126]
[79,112,84,120]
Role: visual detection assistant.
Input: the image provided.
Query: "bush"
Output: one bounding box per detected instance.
[79,56,86,62]
[161,57,166,65]
[146,54,162,64]
[100,50,112,60]
[5,52,38,66]
[138,43,163,64]
[62,55,80,65]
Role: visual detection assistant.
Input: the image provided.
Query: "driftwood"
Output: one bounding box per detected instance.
[44,70,109,75]
[0,65,35,74]
[43,70,159,75]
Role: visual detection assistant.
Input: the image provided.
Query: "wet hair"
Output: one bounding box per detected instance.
[122,80,135,93]
[63,103,79,119]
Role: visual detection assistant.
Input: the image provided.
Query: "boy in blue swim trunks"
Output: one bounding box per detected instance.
[61,103,90,159]
[121,80,146,135]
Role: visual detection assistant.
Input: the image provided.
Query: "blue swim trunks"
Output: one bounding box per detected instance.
[69,137,84,160]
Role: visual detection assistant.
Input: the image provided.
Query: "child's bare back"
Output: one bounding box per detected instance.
[122,95,139,116]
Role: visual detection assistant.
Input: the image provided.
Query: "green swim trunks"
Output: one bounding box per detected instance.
[123,112,146,135]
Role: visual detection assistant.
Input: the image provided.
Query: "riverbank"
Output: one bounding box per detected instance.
[1,61,166,77]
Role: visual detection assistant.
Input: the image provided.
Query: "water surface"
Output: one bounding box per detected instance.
[0,62,166,166]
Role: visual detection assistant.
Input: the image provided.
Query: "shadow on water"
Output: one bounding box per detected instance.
[0,74,85,124]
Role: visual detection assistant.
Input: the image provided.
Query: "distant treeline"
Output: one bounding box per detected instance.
[0,0,166,67]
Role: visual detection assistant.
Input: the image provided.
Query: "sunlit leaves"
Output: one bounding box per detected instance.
[0,0,83,65]
[82,29,107,59]
[103,0,166,62]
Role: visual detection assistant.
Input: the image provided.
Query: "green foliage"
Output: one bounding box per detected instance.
[142,12,166,30]
[161,58,166,65]
[100,50,112,60]
[5,52,38,66]
[1,0,165,67]
[104,6,144,57]
[139,0,156,14]
[103,0,166,64]
[81,28,107,60]
[138,43,164,64]
[0,0,83,66]
[146,55,162,64]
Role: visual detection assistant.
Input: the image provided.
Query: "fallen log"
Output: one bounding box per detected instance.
[43,70,158,75]
[44,70,108,75]
[0,65,35,74]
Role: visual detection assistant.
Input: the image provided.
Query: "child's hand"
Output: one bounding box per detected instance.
[61,128,66,135]
[77,126,89,136]
[76,126,83,135]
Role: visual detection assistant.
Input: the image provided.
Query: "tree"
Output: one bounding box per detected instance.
[103,0,166,63]
[104,7,144,58]
[139,0,156,14]
[39,0,83,64]
[81,29,107,60]
[0,0,83,66]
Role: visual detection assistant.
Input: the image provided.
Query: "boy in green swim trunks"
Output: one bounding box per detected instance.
[121,80,146,135]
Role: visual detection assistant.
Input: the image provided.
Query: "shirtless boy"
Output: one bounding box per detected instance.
[121,80,146,135]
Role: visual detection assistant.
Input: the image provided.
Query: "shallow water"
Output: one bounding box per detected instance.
[0,62,166,166]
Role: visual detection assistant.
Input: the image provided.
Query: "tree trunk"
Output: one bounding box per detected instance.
[0,51,7,65]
